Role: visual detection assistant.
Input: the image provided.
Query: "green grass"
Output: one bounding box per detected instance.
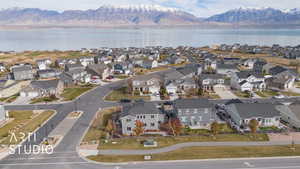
[233,91,251,98]
[82,107,121,142]
[98,134,269,150]
[0,110,55,144]
[114,75,130,79]
[61,87,92,101]
[281,91,300,97]
[3,93,20,103]
[255,90,279,98]
[30,96,59,104]
[88,145,300,163]
[104,87,150,101]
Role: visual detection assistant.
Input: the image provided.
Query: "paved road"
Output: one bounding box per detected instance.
[1,70,300,169]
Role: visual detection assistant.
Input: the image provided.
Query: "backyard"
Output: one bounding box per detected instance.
[0,110,55,145]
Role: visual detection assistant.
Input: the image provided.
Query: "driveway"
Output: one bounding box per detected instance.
[213,86,238,99]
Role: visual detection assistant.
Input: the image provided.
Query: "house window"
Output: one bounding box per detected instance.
[194,109,198,113]
[143,115,146,119]
[126,119,131,122]
[204,109,209,114]
[199,116,202,121]
[151,115,155,119]
[150,123,155,127]
[127,127,131,131]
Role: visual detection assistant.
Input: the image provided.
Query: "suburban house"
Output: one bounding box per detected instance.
[142,60,158,69]
[113,62,134,75]
[132,75,161,95]
[199,74,226,91]
[78,56,95,67]
[11,65,34,81]
[242,58,257,69]
[176,64,202,78]
[276,102,300,129]
[37,69,61,79]
[64,64,90,84]
[174,98,218,129]
[20,79,64,97]
[225,103,281,130]
[266,71,296,90]
[36,59,52,70]
[165,78,197,95]
[86,64,110,80]
[253,60,267,73]
[0,63,6,72]
[203,57,217,72]
[119,101,165,135]
[231,71,266,92]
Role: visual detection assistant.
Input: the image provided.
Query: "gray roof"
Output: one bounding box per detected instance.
[12,65,32,72]
[236,71,264,79]
[174,98,213,109]
[200,74,225,80]
[121,101,161,117]
[30,79,60,90]
[217,63,237,70]
[231,103,281,119]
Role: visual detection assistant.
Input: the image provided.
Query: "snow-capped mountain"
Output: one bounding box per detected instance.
[206,7,300,25]
[0,5,201,26]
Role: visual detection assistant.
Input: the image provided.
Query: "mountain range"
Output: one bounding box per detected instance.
[1,6,300,27]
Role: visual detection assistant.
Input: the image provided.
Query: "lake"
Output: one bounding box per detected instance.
[1,28,300,51]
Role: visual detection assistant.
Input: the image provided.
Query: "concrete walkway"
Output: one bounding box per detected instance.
[97,141,300,155]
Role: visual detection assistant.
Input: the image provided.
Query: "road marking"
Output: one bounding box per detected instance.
[244,162,255,167]
[2,156,80,161]
[0,161,89,166]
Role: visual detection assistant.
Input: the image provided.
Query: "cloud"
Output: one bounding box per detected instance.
[4,0,300,17]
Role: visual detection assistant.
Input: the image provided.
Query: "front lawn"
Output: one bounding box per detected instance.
[88,145,300,163]
[30,96,59,104]
[233,91,251,98]
[82,107,121,143]
[255,90,279,98]
[0,110,55,144]
[104,87,150,101]
[98,133,269,150]
[281,91,300,97]
[61,87,93,101]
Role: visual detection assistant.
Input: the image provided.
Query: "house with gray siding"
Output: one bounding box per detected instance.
[276,102,300,129]
[11,65,34,80]
[225,103,281,130]
[174,98,218,129]
[119,101,165,135]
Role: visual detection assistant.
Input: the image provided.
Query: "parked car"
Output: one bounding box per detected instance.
[273,95,285,99]
[120,99,131,103]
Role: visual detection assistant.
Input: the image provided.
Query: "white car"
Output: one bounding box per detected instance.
[274,95,285,99]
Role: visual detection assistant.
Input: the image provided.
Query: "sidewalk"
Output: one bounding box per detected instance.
[96,141,300,155]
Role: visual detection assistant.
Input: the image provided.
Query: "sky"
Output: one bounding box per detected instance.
[2,0,300,17]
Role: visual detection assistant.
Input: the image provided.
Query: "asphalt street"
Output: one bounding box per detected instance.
[1,70,300,169]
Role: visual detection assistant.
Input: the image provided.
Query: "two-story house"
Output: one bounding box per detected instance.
[119,101,165,135]
[199,74,226,91]
[174,98,218,129]
[231,71,266,92]
[132,75,161,95]
[86,64,111,80]
[11,65,34,80]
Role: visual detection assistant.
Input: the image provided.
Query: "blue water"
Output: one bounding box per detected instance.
[0,28,300,51]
